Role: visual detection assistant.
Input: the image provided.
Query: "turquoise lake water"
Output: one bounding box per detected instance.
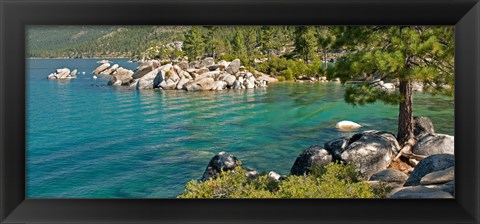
[26,58,454,198]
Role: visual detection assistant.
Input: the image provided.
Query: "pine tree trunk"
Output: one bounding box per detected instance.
[397,80,414,146]
[323,50,327,76]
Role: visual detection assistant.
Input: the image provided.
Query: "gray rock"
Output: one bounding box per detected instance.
[226,59,241,74]
[291,145,332,175]
[101,64,119,75]
[324,137,350,161]
[224,74,237,87]
[195,71,219,81]
[93,63,110,74]
[196,67,210,75]
[201,152,240,181]
[159,79,178,90]
[213,81,227,90]
[412,133,454,157]
[201,57,215,68]
[152,70,166,88]
[70,69,78,76]
[413,116,435,139]
[340,130,400,178]
[404,154,455,186]
[159,64,173,73]
[244,79,255,89]
[420,166,454,185]
[189,61,201,69]
[132,61,159,79]
[389,186,453,199]
[177,61,189,70]
[268,171,283,181]
[176,77,190,90]
[370,169,408,184]
[217,60,230,70]
[108,68,134,85]
[208,64,219,71]
[195,77,215,90]
[136,69,159,89]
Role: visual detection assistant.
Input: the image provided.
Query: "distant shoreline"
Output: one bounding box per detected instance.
[27,57,132,60]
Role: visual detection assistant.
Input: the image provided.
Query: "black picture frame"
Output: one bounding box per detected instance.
[1,0,479,223]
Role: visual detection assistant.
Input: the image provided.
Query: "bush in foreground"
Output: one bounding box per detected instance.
[178,163,387,198]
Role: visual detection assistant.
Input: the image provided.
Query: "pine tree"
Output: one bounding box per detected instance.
[294,26,317,63]
[260,26,276,60]
[316,26,335,75]
[183,27,205,60]
[232,28,248,64]
[335,26,454,145]
[244,27,259,66]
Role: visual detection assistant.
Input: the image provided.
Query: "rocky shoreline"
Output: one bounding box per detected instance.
[195,116,455,198]
[48,58,281,91]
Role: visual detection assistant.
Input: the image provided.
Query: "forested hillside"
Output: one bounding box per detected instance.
[27,26,187,58]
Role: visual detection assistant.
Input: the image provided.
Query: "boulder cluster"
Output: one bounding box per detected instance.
[47,68,78,80]
[92,57,278,91]
[199,116,455,198]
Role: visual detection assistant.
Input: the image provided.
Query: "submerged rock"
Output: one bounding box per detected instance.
[335,120,362,131]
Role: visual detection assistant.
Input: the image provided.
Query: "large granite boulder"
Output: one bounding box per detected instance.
[177,61,189,70]
[176,77,190,90]
[101,64,119,75]
[412,133,454,157]
[340,131,400,178]
[226,59,241,74]
[324,137,350,161]
[404,154,454,186]
[108,68,134,86]
[186,78,216,91]
[223,74,237,87]
[201,152,241,181]
[291,145,332,175]
[370,169,408,184]
[132,61,159,79]
[420,166,454,185]
[413,116,435,139]
[201,57,215,68]
[93,63,110,74]
[389,185,453,199]
[136,69,160,89]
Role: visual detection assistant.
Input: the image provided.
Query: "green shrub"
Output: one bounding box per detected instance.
[255,57,325,80]
[178,163,387,199]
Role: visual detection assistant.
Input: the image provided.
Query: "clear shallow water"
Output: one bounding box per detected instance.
[26,58,454,198]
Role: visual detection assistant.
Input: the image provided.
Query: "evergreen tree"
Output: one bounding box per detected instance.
[335,26,454,145]
[294,26,317,63]
[316,26,335,74]
[183,27,205,60]
[244,27,259,65]
[260,26,276,60]
[232,28,248,64]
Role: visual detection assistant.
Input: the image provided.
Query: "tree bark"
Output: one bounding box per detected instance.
[397,80,414,146]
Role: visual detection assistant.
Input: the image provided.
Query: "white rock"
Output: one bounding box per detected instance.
[335,121,362,130]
